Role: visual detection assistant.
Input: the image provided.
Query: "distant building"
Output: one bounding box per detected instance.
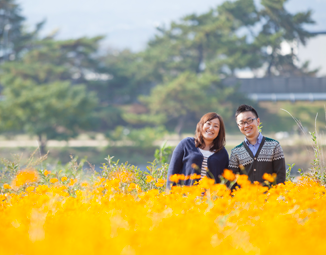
[223,77,326,102]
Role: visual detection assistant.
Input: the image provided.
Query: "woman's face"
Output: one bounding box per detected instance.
[202,118,220,142]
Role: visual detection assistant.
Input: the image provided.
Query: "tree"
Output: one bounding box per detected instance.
[0,0,43,63]
[140,0,317,79]
[140,0,264,80]
[256,0,316,76]
[97,47,165,131]
[124,72,236,137]
[0,38,100,154]
[120,0,263,134]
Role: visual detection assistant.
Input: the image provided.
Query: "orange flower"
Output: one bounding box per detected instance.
[44,170,51,176]
[146,175,154,183]
[236,174,250,187]
[199,176,215,188]
[110,171,134,183]
[11,169,39,187]
[3,183,11,189]
[169,174,180,183]
[263,173,276,183]
[178,175,186,181]
[128,183,137,191]
[128,183,141,192]
[61,176,68,182]
[222,169,236,181]
[155,179,166,187]
[50,178,58,184]
[68,178,77,186]
[191,163,199,170]
[190,174,201,180]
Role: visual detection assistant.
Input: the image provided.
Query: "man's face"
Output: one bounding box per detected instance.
[236,111,260,139]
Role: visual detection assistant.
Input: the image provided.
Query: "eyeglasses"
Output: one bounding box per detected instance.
[237,118,257,127]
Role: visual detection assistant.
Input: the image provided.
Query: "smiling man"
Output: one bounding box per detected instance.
[228,104,286,184]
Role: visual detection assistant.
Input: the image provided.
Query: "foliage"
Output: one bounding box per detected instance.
[107,126,167,148]
[154,141,172,165]
[117,0,317,134]
[307,131,326,184]
[257,0,317,76]
[143,0,262,77]
[286,163,295,181]
[0,38,101,154]
[258,121,263,133]
[0,0,321,140]
[129,72,236,135]
[127,126,167,148]
[0,0,44,63]
[281,109,326,184]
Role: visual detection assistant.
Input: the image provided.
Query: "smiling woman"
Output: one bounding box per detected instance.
[167,112,229,187]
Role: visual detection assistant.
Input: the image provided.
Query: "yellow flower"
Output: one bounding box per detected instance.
[11,169,39,187]
[110,171,134,183]
[0,194,6,201]
[35,184,48,194]
[155,178,165,187]
[3,183,11,189]
[26,186,35,192]
[222,169,236,181]
[146,175,154,183]
[61,176,68,182]
[68,178,77,186]
[50,178,58,184]
[81,182,89,188]
[128,183,138,192]
[44,170,51,176]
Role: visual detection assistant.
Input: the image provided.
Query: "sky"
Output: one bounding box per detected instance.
[21,0,326,76]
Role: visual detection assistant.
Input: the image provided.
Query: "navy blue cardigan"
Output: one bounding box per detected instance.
[167,137,229,186]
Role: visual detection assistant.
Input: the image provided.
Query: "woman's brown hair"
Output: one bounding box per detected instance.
[194,112,226,152]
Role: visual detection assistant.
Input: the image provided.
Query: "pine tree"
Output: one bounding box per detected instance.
[0,38,101,154]
[0,0,43,63]
[258,0,316,76]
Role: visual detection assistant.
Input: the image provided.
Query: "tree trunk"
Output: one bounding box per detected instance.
[196,43,204,74]
[266,49,275,77]
[175,115,186,141]
[38,134,47,155]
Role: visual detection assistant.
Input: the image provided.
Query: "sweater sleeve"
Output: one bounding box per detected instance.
[167,140,185,187]
[223,148,230,173]
[272,143,286,184]
[228,149,240,174]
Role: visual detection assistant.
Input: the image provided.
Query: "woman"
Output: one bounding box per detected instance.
[167,112,229,187]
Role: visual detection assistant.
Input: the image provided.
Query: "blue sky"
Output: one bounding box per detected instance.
[21,0,326,75]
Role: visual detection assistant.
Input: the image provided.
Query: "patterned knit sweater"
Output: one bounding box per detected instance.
[228,136,286,184]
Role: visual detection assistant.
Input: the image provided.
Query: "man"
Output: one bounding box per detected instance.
[228,104,286,184]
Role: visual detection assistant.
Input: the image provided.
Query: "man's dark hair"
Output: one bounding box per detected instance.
[235,104,259,119]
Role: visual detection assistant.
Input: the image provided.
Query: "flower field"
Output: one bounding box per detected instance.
[1,163,326,255]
